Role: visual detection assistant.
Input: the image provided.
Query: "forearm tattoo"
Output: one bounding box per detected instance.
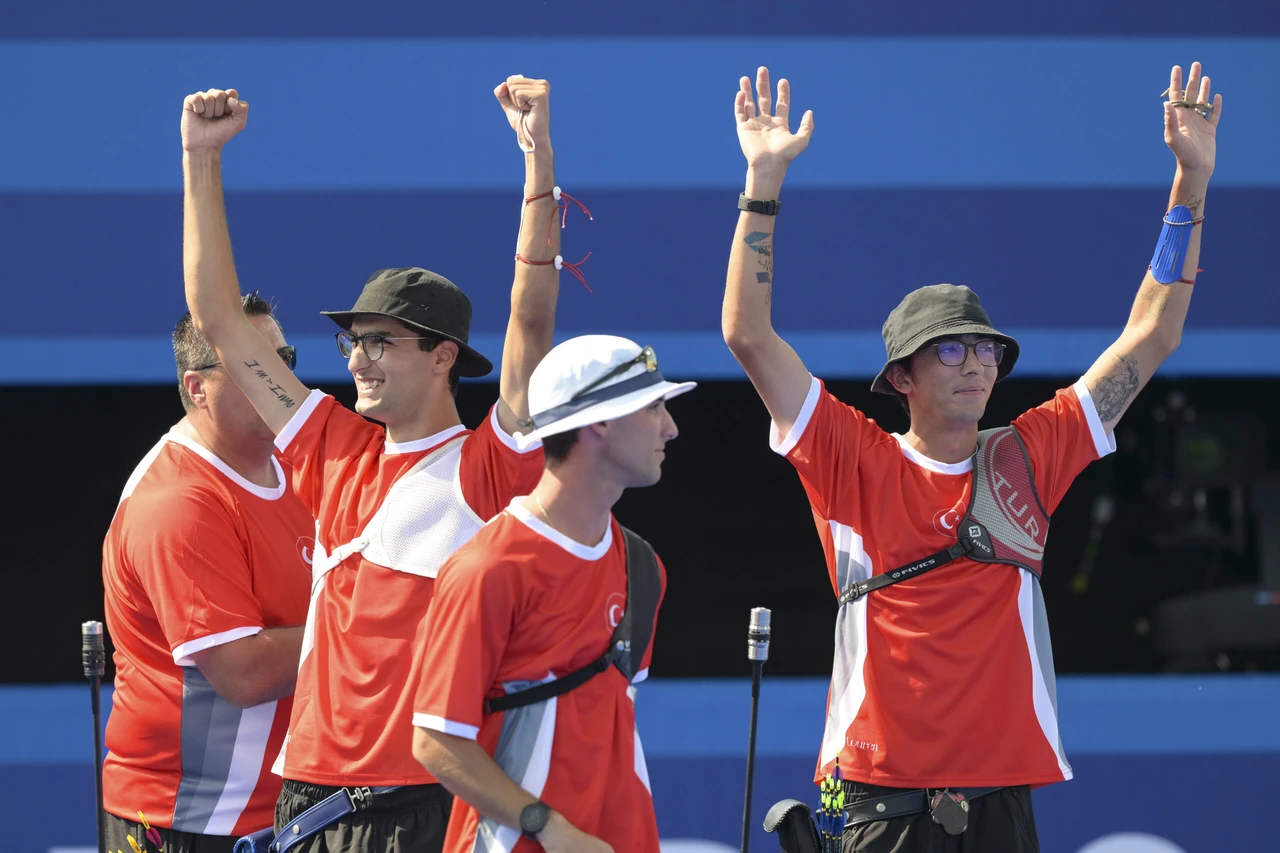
[1183,194,1203,215]
[744,231,774,285]
[1093,354,1139,423]
[244,360,296,408]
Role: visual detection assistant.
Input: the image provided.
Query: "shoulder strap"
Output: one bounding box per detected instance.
[484,525,662,714]
[613,526,661,678]
[838,427,1033,606]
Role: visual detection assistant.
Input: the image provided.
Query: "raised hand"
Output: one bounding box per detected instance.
[494,76,552,152]
[181,88,249,153]
[735,67,814,172]
[1164,62,1222,177]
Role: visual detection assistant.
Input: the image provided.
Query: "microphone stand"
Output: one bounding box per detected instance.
[741,607,771,853]
[82,621,107,853]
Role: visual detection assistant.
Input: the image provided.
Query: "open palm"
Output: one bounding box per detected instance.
[1165,62,1222,176]
[735,67,814,170]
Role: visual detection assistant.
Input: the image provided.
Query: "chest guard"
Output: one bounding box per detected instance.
[840,426,1049,605]
[309,434,478,584]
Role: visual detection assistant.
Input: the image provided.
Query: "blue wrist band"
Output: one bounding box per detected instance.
[1150,205,1198,284]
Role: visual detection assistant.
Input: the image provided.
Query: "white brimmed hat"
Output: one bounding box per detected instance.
[514,335,697,450]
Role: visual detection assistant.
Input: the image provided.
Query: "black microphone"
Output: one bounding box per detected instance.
[741,607,772,853]
[82,620,107,853]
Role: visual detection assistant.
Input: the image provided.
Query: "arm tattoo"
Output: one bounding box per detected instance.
[1092,354,1139,423]
[243,360,296,409]
[1183,194,1203,215]
[744,231,774,284]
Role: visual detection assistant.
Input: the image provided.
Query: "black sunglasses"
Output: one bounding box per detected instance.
[194,345,297,372]
[572,346,658,399]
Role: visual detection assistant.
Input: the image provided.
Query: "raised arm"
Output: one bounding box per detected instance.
[181,89,309,436]
[721,67,816,438]
[1083,62,1222,433]
[494,76,561,437]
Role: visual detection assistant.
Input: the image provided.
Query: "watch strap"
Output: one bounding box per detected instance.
[738,193,781,216]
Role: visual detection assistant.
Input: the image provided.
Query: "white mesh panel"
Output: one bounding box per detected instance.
[360,437,485,578]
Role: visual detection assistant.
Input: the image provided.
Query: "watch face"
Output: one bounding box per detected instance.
[520,801,550,835]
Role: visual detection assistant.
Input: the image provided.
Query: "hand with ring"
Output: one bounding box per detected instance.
[1161,61,1222,177]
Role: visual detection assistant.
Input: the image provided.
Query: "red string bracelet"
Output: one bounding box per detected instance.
[524,186,594,247]
[516,252,593,291]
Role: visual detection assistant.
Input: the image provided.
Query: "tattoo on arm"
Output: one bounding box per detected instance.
[244,360,296,409]
[1092,354,1139,423]
[744,231,774,284]
[1183,194,1203,215]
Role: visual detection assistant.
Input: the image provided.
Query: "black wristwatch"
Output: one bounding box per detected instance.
[519,801,551,839]
[738,193,781,216]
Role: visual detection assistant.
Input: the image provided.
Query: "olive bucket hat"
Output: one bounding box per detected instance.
[320,267,493,378]
[871,284,1020,395]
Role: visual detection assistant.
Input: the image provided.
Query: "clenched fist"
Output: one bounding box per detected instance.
[494,76,551,152]
[182,88,249,153]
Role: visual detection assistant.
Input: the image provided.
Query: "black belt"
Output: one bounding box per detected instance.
[843,786,1002,827]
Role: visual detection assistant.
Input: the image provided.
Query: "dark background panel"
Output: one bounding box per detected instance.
[4,188,1275,338]
[10,374,1279,684]
[8,0,1277,37]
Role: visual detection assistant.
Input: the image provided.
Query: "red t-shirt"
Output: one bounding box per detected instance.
[413,503,665,853]
[102,429,313,835]
[775,377,1115,788]
[274,391,545,785]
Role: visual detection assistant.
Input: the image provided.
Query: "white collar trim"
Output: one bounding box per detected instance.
[384,423,468,455]
[508,500,613,561]
[164,429,287,500]
[892,433,974,475]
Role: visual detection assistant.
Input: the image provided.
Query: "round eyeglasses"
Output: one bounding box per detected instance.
[335,331,431,362]
[929,339,1005,368]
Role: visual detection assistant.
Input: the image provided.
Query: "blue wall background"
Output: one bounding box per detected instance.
[8,677,1278,853]
[4,0,1278,384]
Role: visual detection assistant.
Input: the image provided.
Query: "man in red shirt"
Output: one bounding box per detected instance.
[411,335,695,853]
[181,77,567,851]
[102,295,313,853]
[721,63,1222,850]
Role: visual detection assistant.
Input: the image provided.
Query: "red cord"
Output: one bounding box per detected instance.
[524,187,594,247]
[515,252,593,291]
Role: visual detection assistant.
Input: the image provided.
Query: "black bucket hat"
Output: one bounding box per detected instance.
[871,284,1020,395]
[320,268,493,378]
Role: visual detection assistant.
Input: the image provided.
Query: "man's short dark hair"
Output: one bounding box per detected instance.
[173,292,280,413]
[541,428,581,465]
[419,335,461,396]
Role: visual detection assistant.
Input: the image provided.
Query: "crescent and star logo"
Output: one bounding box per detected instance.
[297,536,316,567]
[932,507,962,536]
[605,592,626,628]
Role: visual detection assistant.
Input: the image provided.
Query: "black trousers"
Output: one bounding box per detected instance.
[104,810,237,853]
[842,784,1040,853]
[275,780,452,853]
